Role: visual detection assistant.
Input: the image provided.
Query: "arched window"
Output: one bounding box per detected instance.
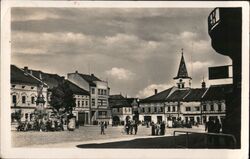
[12,95,17,104]
[22,96,26,104]
[31,96,35,104]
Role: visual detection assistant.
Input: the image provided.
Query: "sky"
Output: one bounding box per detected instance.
[11,7,231,98]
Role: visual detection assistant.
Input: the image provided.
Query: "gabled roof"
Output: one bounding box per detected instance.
[202,84,233,100]
[11,65,42,85]
[166,89,190,102]
[65,80,89,96]
[173,51,191,79]
[29,69,64,89]
[140,87,174,103]
[109,94,131,108]
[78,74,101,86]
[183,88,207,102]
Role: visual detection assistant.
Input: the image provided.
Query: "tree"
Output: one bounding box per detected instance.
[49,81,76,114]
[11,109,23,122]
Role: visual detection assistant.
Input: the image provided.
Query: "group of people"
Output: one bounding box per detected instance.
[205,117,222,146]
[205,117,222,133]
[17,117,65,132]
[124,120,138,135]
[151,121,166,136]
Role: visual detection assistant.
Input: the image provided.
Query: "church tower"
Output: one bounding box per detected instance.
[173,49,192,89]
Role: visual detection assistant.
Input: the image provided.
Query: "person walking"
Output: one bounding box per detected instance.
[214,118,222,147]
[125,121,130,135]
[151,122,155,136]
[160,121,165,135]
[130,121,134,135]
[205,117,215,146]
[134,122,138,135]
[205,117,215,133]
[100,122,105,135]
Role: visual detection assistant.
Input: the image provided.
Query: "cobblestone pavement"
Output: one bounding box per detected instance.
[12,125,205,148]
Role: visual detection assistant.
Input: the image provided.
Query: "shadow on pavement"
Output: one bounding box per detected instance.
[76,134,236,149]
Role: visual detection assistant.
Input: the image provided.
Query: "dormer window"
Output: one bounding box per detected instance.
[22,86,25,89]
[31,87,34,89]
[12,85,16,88]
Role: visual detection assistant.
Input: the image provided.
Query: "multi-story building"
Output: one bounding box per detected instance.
[11,65,48,122]
[139,87,176,124]
[109,95,138,125]
[28,68,90,125]
[109,94,133,125]
[201,84,232,124]
[67,71,111,124]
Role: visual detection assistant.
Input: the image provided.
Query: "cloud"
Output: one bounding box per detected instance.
[12,31,94,55]
[105,67,135,80]
[12,8,60,21]
[11,8,231,97]
[136,83,172,98]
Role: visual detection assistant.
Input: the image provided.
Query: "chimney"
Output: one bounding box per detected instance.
[201,76,206,89]
[91,73,94,77]
[39,72,42,80]
[202,81,206,89]
[75,70,78,73]
[154,89,158,95]
[24,66,28,73]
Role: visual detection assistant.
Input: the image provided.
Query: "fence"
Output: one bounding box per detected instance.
[173,130,236,149]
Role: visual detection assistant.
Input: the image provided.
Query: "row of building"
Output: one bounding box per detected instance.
[11,52,232,126]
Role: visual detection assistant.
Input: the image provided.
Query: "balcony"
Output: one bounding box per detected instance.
[208,8,242,58]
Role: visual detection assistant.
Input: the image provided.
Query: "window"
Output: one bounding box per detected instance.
[31,96,35,104]
[31,87,34,89]
[91,98,95,106]
[98,99,107,106]
[12,95,17,104]
[91,88,95,94]
[142,108,145,113]
[160,107,163,112]
[210,104,214,111]
[203,105,207,111]
[98,111,107,116]
[104,90,107,95]
[195,106,200,111]
[78,101,80,107]
[12,85,16,88]
[218,103,222,111]
[98,89,101,95]
[117,108,120,112]
[167,106,171,112]
[22,86,25,89]
[85,101,88,106]
[101,89,103,95]
[154,107,157,113]
[148,107,151,113]
[186,107,191,111]
[22,96,26,104]
[172,106,176,112]
[82,100,84,107]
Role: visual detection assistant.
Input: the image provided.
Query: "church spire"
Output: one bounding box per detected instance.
[173,48,191,80]
[173,49,192,89]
